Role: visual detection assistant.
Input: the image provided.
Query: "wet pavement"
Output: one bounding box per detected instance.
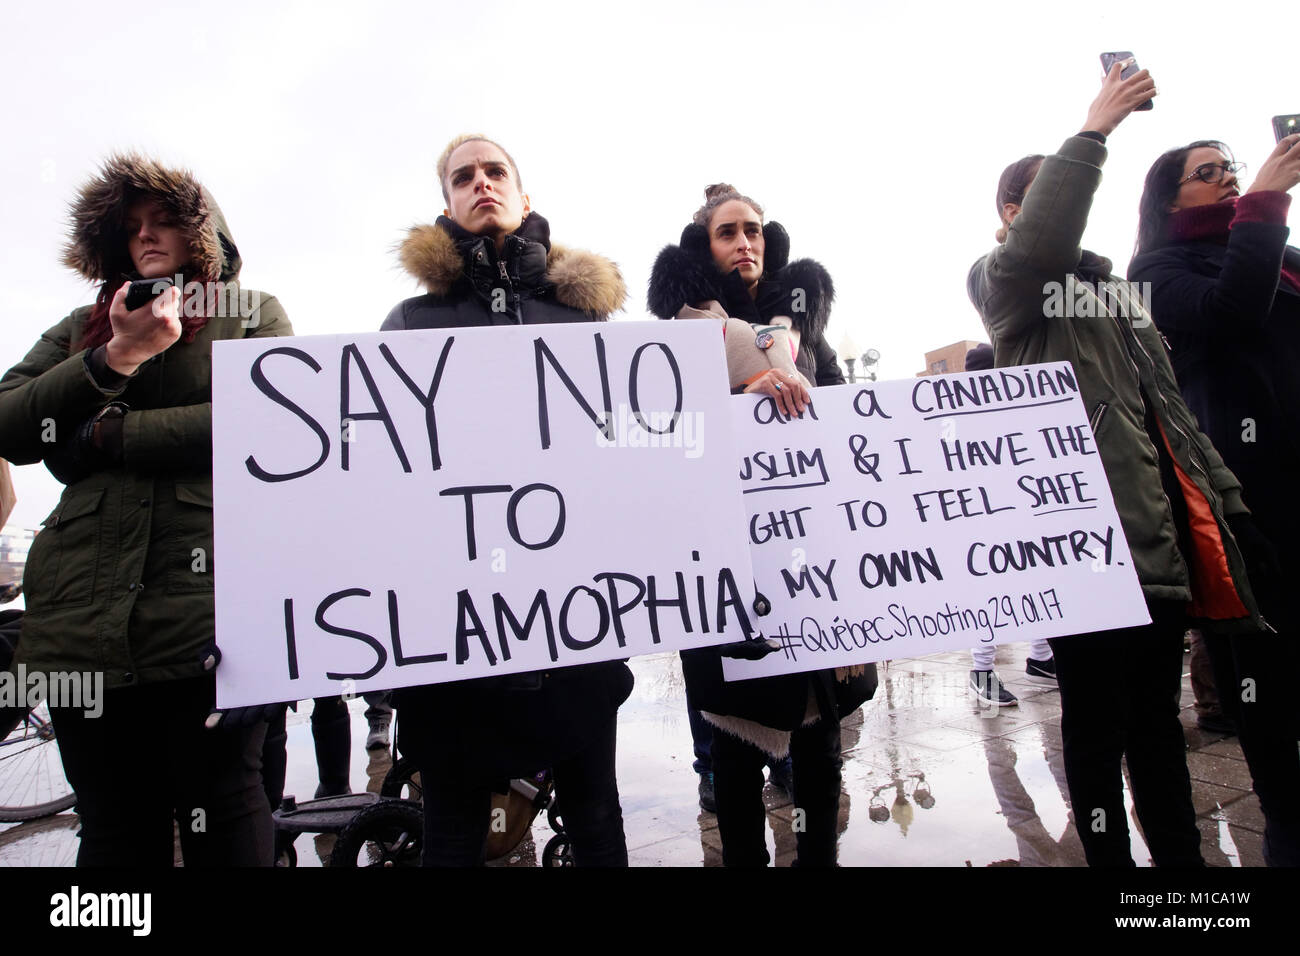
[0,644,1267,867]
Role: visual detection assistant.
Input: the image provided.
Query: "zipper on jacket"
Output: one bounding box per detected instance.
[1118,300,1268,625]
[1088,401,1108,433]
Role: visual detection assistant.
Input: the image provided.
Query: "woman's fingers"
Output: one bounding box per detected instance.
[1251,134,1300,194]
[744,369,809,418]
[769,371,808,417]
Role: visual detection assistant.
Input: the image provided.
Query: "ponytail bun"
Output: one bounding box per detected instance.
[692,184,764,227]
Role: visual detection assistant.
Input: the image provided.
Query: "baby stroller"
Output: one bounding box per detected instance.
[271,714,574,867]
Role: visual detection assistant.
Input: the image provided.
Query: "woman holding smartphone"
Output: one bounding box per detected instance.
[0,154,292,865]
[649,184,875,866]
[1129,133,1300,866]
[967,63,1267,867]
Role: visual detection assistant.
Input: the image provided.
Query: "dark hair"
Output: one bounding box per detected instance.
[993,155,1043,242]
[692,183,763,229]
[1134,140,1232,259]
[996,155,1045,214]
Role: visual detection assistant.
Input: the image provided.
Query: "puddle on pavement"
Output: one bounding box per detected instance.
[0,647,1266,866]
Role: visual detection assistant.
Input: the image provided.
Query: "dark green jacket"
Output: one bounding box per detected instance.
[967,135,1260,628]
[0,157,292,686]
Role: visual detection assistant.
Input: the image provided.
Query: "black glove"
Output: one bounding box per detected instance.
[198,643,291,729]
[44,403,127,484]
[1226,512,1282,609]
[718,591,780,659]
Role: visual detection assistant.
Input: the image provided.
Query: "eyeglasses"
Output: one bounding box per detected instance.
[1179,161,1246,186]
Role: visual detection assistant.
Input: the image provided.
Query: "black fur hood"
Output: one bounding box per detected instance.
[647,221,833,342]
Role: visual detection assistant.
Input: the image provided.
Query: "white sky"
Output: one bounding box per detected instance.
[1,0,1294,528]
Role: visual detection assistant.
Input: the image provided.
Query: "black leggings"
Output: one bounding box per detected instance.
[50,675,273,867]
[711,716,843,867]
[416,714,627,867]
[1048,601,1202,867]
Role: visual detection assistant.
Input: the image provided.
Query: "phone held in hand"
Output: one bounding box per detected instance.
[124,276,175,311]
[1099,51,1153,111]
[1272,114,1300,145]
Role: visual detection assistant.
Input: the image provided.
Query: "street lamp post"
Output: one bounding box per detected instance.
[837,332,861,384]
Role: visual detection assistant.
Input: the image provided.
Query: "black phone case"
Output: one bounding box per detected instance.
[124,278,174,311]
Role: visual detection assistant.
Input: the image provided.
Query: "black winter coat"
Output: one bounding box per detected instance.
[647,221,846,387]
[383,212,634,778]
[1129,215,1300,569]
[649,221,873,736]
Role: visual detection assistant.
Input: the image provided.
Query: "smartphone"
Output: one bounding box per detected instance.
[1272,114,1300,144]
[1100,51,1153,111]
[124,277,175,311]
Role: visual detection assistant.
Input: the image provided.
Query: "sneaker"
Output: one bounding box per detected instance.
[767,758,793,794]
[1025,657,1057,685]
[969,669,1018,706]
[698,772,717,813]
[365,716,391,751]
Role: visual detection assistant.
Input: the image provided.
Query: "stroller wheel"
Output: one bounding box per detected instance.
[542,834,574,867]
[379,757,423,803]
[329,801,423,868]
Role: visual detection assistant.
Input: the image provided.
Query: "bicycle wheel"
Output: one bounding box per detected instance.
[0,702,77,822]
[328,800,423,868]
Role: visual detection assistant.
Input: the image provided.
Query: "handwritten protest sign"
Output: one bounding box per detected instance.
[211,321,755,707]
[722,362,1150,681]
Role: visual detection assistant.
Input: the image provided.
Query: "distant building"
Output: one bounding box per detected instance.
[0,527,34,587]
[916,340,985,377]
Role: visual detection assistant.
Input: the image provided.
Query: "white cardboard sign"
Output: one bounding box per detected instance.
[211,321,755,707]
[722,362,1150,681]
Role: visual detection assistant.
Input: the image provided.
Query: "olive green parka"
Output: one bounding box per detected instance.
[967,135,1262,632]
[0,155,292,687]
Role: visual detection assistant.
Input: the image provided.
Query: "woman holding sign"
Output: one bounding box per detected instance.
[1129,135,1300,865]
[0,154,292,865]
[968,62,1269,867]
[383,134,634,866]
[649,184,876,866]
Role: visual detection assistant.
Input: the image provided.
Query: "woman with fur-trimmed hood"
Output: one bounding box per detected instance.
[0,154,292,865]
[383,134,634,867]
[649,184,875,867]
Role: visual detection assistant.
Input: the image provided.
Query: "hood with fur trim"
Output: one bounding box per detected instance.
[62,153,239,284]
[648,221,834,343]
[396,214,626,319]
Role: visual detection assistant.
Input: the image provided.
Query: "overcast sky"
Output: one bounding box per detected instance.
[1,0,1294,528]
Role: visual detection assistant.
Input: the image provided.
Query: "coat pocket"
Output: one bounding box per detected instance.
[25,488,105,609]
[167,480,214,593]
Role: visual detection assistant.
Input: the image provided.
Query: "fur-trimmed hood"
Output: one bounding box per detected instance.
[647,221,834,342]
[62,153,239,284]
[396,213,626,319]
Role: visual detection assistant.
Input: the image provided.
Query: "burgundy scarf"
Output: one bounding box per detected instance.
[1166,195,1300,294]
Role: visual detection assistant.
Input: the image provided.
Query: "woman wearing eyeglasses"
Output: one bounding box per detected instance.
[1129,134,1300,866]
